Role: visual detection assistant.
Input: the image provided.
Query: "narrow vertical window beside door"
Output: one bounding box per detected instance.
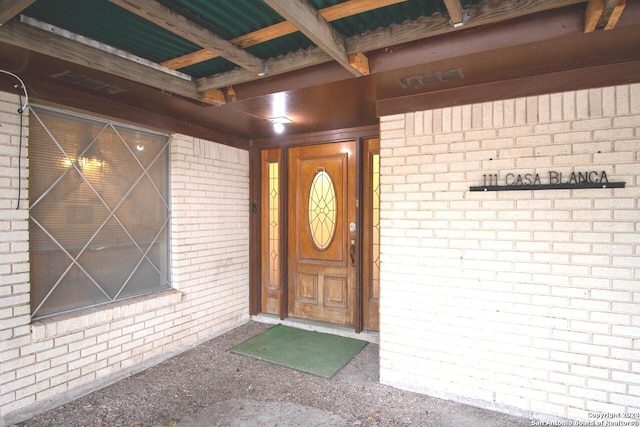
[363,138,380,331]
[268,162,280,294]
[372,153,381,301]
[261,150,281,315]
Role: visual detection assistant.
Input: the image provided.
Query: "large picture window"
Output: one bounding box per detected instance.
[29,106,171,319]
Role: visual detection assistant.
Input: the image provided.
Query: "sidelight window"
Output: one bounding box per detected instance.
[372,153,380,299]
[268,162,280,288]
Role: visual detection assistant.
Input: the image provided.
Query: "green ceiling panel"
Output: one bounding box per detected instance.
[20,0,483,79]
[23,0,199,64]
[178,57,237,78]
[154,0,286,40]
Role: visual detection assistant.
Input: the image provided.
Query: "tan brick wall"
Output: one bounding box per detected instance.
[379,84,640,421]
[0,93,250,425]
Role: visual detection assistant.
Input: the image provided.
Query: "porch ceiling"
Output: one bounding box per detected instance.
[0,0,638,147]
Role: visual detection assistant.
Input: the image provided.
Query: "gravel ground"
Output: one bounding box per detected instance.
[18,321,533,427]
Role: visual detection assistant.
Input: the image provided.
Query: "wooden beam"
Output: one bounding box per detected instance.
[198,0,588,92]
[348,0,588,53]
[198,47,332,91]
[443,0,465,25]
[348,52,370,75]
[20,15,191,80]
[200,89,226,106]
[585,0,605,32]
[0,20,204,101]
[225,86,236,103]
[263,0,363,77]
[108,0,265,75]
[161,0,406,70]
[161,20,294,70]
[585,0,626,32]
[603,0,626,30]
[0,0,35,25]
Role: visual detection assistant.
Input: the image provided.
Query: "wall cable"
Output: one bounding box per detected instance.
[0,70,29,210]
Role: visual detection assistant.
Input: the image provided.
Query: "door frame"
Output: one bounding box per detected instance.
[249,125,379,332]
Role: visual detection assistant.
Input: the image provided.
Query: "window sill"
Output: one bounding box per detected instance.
[30,290,183,342]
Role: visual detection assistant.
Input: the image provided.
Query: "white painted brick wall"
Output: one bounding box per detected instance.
[379,84,640,422]
[0,92,249,425]
[0,90,31,419]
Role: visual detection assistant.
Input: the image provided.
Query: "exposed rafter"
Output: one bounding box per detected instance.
[349,52,370,76]
[0,19,227,105]
[21,15,191,80]
[0,0,35,25]
[348,0,587,52]
[197,47,332,91]
[605,0,627,29]
[108,0,265,75]
[443,0,465,26]
[0,0,594,108]
[161,0,406,71]
[585,0,626,32]
[0,0,636,143]
[200,89,226,106]
[263,0,367,77]
[198,0,589,92]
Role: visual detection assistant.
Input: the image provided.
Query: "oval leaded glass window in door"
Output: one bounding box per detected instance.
[308,169,337,251]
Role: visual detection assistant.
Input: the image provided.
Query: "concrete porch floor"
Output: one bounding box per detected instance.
[19,321,534,427]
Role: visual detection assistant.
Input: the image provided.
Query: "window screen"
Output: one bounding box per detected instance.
[29,106,171,319]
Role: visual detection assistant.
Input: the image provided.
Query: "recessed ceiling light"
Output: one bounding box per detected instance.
[273,122,285,134]
[268,116,293,134]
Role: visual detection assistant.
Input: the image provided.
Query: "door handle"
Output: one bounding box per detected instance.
[350,239,356,266]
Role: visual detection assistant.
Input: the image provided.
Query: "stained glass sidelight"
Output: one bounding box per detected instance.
[372,154,381,299]
[308,170,337,251]
[268,162,279,287]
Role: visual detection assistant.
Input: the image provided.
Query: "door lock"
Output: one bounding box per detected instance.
[349,222,357,233]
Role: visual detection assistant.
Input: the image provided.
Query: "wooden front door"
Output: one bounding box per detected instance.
[288,141,356,326]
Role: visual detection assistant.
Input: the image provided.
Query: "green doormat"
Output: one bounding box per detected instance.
[230,325,368,378]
